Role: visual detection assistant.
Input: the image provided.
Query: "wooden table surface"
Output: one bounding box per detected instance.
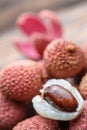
[0,1,87,69]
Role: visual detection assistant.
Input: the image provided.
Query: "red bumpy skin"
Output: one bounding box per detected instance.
[80,43,87,70]
[43,39,85,78]
[13,115,60,130]
[0,92,27,129]
[79,73,87,100]
[0,60,42,102]
[69,100,87,130]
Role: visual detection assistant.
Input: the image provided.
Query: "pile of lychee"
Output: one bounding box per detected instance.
[0,39,87,130]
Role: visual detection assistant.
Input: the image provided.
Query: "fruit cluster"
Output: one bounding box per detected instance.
[0,38,87,130]
[0,10,87,130]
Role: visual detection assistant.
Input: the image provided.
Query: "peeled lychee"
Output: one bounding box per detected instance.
[0,92,27,129]
[43,39,85,78]
[79,73,87,99]
[12,115,60,130]
[69,100,87,130]
[0,60,42,102]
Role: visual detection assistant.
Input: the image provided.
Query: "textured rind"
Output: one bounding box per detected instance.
[43,39,85,78]
[0,60,42,101]
[0,92,27,129]
[79,73,87,99]
[69,100,87,130]
[12,115,60,130]
[80,43,87,70]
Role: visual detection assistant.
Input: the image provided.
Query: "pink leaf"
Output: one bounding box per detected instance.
[14,40,41,60]
[16,13,47,35]
[39,10,63,39]
[31,33,52,56]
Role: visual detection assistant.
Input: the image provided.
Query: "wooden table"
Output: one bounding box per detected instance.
[0,1,87,69]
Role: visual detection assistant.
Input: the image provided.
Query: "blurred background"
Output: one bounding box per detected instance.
[0,0,86,31]
[0,0,87,68]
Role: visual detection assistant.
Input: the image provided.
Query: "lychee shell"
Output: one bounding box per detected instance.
[0,92,27,129]
[79,73,87,99]
[12,115,60,130]
[43,39,85,78]
[69,100,87,130]
[0,60,42,102]
[80,43,87,70]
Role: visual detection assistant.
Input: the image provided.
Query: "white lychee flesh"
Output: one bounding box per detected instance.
[32,79,84,121]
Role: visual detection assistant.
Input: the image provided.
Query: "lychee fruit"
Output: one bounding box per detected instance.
[79,72,87,99]
[12,115,60,130]
[0,60,42,102]
[43,39,85,78]
[0,92,27,129]
[80,43,87,70]
[69,100,87,130]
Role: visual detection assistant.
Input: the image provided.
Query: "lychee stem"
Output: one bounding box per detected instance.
[66,44,75,53]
